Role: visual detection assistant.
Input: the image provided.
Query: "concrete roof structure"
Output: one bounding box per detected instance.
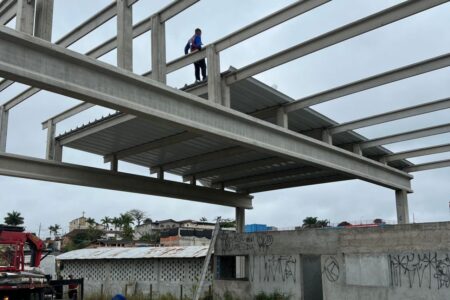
[0,0,448,225]
[57,246,209,260]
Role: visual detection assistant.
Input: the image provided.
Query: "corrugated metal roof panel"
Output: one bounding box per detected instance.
[57,246,208,260]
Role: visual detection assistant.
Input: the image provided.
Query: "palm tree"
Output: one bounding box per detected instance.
[4,211,24,226]
[119,213,134,229]
[100,217,112,230]
[48,224,61,238]
[199,217,208,222]
[86,217,96,228]
[112,217,122,230]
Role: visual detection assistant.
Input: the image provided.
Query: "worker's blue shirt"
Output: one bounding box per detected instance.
[184,34,203,54]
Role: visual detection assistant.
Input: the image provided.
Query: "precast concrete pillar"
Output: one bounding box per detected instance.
[0,106,8,152]
[35,0,53,41]
[45,119,56,160]
[395,189,410,224]
[235,207,245,233]
[206,45,222,104]
[322,129,333,144]
[16,0,35,35]
[221,80,231,107]
[151,14,167,83]
[276,107,288,128]
[117,0,133,71]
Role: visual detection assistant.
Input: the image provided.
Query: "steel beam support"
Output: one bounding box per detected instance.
[0,27,412,191]
[0,152,253,208]
[0,105,8,152]
[395,190,410,224]
[236,207,245,233]
[286,53,450,112]
[16,0,35,35]
[104,131,199,163]
[224,0,449,87]
[151,14,167,83]
[150,147,251,174]
[45,119,55,160]
[403,159,450,173]
[183,157,286,182]
[383,143,450,163]
[360,123,450,149]
[206,45,222,104]
[330,97,450,134]
[117,0,133,71]
[34,0,53,41]
[0,0,17,25]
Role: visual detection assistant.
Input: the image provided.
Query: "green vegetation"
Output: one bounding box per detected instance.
[302,216,329,228]
[62,228,103,251]
[4,210,24,226]
[48,224,61,238]
[254,291,290,300]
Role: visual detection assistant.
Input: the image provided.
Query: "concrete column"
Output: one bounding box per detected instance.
[151,14,167,83]
[321,129,332,144]
[395,189,410,224]
[110,155,118,172]
[235,207,245,233]
[0,106,8,152]
[157,168,164,180]
[45,119,55,160]
[54,140,62,162]
[221,80,231,107]
[353,143,362,155]
[276,107,288,128]
[16,0,35,35]
[206,45,222,104]
[34,0,53,41]
[117,0,133,71]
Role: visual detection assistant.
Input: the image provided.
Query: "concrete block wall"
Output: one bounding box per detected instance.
[60,257,212,298]
[214,222,450,300]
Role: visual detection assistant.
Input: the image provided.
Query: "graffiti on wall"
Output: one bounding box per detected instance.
[250,255,297,283]
[322,256,340,282]
[389,252,450,289]
[220,232,273,253]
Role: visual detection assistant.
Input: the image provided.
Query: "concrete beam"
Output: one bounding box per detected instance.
[213,166,321,188]
[183,157,286,182]
[395,190,410,224]
[16,0,35,35]
[403,159,450,173]
[206,45,222,104]
[0,152,253,208]
[0,27,412,191]
[158,0,199,23]
[382,143,450,163]
[360,123,450,149]
[41,102,95,129]
[117,0,133,71]
[0,80,14,93]
[34,0,53,41]
[242,173,350,194]
[330,97,450,134]
[0,0,17,25]
[3,87,39,111]
[0,105,8,152]
[286,53,450,113]
[150,147,251,173]
[104,131,199,163]
[224,0,449,86]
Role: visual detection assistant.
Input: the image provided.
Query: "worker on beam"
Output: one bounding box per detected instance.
[185,28,207,83]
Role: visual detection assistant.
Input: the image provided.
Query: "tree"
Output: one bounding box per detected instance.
[4,211,24,226]
[199,217,208,222]
[119,213,134,228]
[143,218,153,225]
[219,218,235,228]
[63,229,103,252]
[100,216,112,230]
[86,217,96,228]
[337,221,352,227]
[302,217,329,228]
[112,217,122,230]
[48,224,61,238]
[127,209,145,226]
[139,232,160,244]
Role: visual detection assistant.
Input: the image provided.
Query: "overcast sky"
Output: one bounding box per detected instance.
[0,0,449,237]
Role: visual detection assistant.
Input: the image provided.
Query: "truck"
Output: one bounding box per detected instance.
[0,225,49,300]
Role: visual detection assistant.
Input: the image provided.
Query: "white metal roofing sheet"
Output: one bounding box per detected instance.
[57,246,209,260]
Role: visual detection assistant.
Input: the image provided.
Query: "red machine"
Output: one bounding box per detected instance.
[0,225,48,300]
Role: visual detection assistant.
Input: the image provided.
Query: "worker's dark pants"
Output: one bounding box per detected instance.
[194,59,207,81]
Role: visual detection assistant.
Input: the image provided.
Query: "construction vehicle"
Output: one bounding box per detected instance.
[0,225,49,300]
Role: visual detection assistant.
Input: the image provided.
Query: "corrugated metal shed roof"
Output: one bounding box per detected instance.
[57,246,209,260]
